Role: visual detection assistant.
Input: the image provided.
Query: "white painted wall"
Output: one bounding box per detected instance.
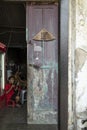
[69,0,87,129]
[75,0,87,113]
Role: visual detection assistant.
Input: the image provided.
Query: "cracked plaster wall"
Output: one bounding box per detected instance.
[69,0,87,129]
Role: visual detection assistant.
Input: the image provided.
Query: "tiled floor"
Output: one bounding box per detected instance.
[0,102,58,130]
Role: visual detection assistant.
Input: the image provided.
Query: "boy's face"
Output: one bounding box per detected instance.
[9,78,15,84]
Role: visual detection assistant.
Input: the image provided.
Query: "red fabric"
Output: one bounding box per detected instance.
[0,94,5,101]
[0,42,6,52]
[6,99,15,107]
[5,84,14,101]
[0,94,6,108]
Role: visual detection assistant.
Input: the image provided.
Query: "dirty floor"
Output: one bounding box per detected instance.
[0,102,57,130]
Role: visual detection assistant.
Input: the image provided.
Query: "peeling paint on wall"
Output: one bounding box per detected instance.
[27,63,58,124]
[74,0,87,129]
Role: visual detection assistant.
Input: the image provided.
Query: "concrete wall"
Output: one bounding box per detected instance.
[75,0,87,129]
[69,0,87,129]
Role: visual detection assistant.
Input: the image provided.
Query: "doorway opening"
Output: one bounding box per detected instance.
[0,2,27,124]
[6,47,27,81]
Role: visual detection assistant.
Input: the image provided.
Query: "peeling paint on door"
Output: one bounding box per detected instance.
[26,4,58,124]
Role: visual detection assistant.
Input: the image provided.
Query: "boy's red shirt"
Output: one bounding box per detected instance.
[5,84,14,101]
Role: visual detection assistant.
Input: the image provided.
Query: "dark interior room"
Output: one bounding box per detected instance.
[0,2,26,81]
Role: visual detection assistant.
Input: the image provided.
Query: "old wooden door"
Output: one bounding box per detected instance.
[26,4,58,124]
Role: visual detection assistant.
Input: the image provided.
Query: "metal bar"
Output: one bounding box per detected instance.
[3,0,58,2]
[59,0,69,130]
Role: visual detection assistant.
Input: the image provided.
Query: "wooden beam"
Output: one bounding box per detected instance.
[0,25,25,29]
[1,0,58,2]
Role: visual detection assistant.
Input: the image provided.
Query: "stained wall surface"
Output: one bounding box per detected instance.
[69,0,87,129]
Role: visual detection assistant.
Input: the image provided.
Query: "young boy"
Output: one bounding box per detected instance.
[5,76,21,107]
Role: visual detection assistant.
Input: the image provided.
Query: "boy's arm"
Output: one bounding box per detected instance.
[5,84,15,94]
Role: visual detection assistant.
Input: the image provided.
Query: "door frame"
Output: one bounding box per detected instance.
[59,0,69,130]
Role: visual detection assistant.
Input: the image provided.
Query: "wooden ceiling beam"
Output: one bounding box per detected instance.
[0,25,25,29]
[1,0,58,2]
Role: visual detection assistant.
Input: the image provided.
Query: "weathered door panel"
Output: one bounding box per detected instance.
[26,4,58,124]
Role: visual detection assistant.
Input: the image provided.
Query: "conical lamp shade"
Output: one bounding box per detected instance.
[33,28,55,41]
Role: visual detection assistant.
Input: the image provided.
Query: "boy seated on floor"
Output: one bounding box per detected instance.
[5,76,21,107]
